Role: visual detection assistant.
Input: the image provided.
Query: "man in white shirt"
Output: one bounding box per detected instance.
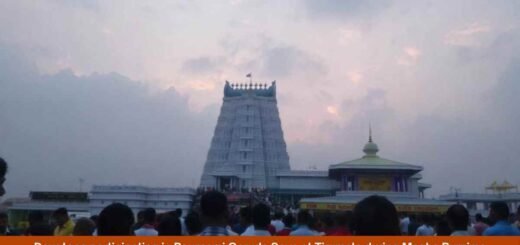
[415,215,435,236]
[270,211,285,233]
[134,208,158,236]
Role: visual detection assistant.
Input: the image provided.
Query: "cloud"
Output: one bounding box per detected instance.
[259,45,325,78]
[182,37,326,80]
[444,23,491,47]
[326,106,339,116]
[289,59,520,197]
[0,46,217,197]
[303,0,392,21]
[181,57,221,74]
[338,27,362,45]
[398,46,422,66]
[347,71,363,84]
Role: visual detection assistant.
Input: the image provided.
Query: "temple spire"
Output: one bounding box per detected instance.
[363,123,379,156]
[369,123,373,143]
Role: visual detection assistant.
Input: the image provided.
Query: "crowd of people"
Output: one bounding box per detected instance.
[0,157,519,236]
[0,191,519,236]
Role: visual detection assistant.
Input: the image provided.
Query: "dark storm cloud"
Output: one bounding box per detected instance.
[0,46,217,197]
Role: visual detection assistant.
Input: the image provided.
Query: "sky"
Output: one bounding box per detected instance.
[1,0,520,199]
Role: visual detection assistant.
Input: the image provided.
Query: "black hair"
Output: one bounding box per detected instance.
[490,201,510,220]
[142,208,156,224]
[73,217,96,236]
[239,206,252,223]
[475,213,484,222]
[273,211,284,220]
[28,211,45,224]
[435,218,452,236]
[336,210,352,228]
[157,215,181,236]
[200,191,228,219]
[97,203,135,236]
[53,207,68,217]
[175,208,183,218]
[252,203,270,230]
[297,210,312,226]
[446,204,469,230]
[282,214,294,228]
[0,157,7,177]
[322,212,335,228]
[185,211,203,235]
[352,195,401,235]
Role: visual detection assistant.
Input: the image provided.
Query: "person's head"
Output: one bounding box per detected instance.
[52,208,69,226]
[185,211,203,235]
[446,204,469,231]
[28,211,45,226]
[175,208,183,218]
[297,210,312,226]
[97,203,135,236]
[273,211,284,220]
[409,214,416,222]
[435,218,452,236]
[282,214,294,228]
[142,208,156,225]
[475,213,484,223]
[420,214,432,226]
[352,195,400,235]
[0,157,7,197]
[73,217,95,236]
[239,206,252,226]
[157,215,181,236]
[200,191,228,226]
[136,210,145,224]
[488,201,509,223]
[322,213,335,229]
[252,203,270,230]
[336,210,352,230]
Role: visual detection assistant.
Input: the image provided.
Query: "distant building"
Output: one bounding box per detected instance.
[439,181,520,216]
[7,191,90,229]
[6,186,195,229]
[300,133,452,213]
[89,185,195,216]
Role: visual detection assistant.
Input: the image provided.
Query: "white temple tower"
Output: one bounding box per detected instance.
[200,80,290,190]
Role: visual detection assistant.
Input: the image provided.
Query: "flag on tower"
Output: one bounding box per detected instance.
[246,73,252,78]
